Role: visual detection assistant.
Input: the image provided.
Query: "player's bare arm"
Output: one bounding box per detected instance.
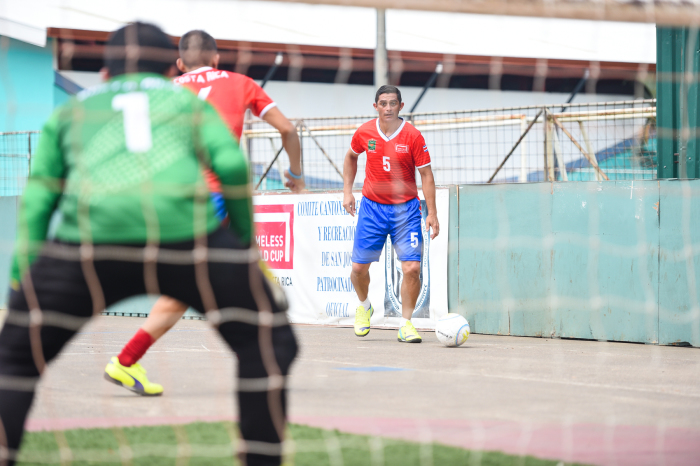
[418,165,439,239]
[263,106,305,192]
[343,148,359,216]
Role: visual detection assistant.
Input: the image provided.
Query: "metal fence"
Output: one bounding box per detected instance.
[0,100,656,196]
[246,99,657,189]
[0,132,39,196]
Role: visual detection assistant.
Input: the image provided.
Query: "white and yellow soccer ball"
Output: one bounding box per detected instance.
[435,313,470,347]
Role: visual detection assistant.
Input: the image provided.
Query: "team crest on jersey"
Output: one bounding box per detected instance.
[368,139,376,151]
[395,144,409,153]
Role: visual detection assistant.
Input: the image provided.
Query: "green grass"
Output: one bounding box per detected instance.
[18,421,583,465]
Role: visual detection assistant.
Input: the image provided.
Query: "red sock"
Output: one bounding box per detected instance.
[117,329,155,367]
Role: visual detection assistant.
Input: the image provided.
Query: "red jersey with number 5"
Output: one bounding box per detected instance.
[173,66,275,140]
[350,118,431,205]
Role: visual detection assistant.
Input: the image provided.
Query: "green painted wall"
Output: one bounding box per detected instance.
[449,180,699,347]
[4,181,700,346]
[656,27,700,179]
[658,181,700,345]
[0,36,55,133]
[0,37,64,200]
[0,35,81,133]
[53,84,72,108]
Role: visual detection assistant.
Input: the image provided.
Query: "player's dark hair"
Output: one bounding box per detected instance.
[179,30,218,68]
[375,85,402,104]
[104,22,176,77]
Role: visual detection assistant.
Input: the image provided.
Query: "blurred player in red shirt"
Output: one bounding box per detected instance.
[105,30,304,395]
[342,85,439,343]
[173,30,305,213]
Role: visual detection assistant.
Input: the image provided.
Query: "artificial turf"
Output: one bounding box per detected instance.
[17,421,584,465]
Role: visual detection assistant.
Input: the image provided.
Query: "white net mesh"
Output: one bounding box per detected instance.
[1,2,699,466]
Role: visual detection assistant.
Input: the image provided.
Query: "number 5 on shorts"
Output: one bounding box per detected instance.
[410,232,418,248]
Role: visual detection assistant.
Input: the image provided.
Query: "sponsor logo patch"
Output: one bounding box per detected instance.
[254,204,295,269]
[396,144,409,153]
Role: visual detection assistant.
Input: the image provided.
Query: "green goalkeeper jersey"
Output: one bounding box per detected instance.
[10,73,252,286]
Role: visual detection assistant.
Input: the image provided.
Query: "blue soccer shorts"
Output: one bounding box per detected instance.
[352,197,423,263]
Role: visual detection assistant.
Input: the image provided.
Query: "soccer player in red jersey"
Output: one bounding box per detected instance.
[105,30,304,395]
[342,85,439,343]
[173,29,305,197]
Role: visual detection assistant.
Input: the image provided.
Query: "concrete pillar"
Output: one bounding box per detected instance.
[374,9,388,88]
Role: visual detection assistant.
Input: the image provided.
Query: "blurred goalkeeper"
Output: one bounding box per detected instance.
[105,29,303,396]
[0,22,296,466]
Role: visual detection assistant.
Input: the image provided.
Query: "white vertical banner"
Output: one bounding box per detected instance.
[252,188,449,329]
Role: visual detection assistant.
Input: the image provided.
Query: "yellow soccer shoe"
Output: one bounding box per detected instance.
[354,305,374,337]
[397,320,422,343]
[104,357,163,396]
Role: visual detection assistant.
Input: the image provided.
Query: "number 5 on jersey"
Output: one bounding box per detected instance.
[383,156,390,172]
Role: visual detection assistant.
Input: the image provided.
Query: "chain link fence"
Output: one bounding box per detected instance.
[0,100,656,196]
[245,99,657,189]
[0,131,39,196]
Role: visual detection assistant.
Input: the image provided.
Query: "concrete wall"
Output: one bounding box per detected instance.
[448,180,700,347]
[3,181,699,347]
[0,36,55,133]
[658,181,700,346]
[0,197,18,306]
[53,83,72,108]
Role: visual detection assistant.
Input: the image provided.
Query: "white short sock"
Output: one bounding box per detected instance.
[400,317,410,327]
[360,297,371,309]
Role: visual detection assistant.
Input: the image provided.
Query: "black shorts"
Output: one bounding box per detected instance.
[8,226,286,318]
[1,226,297,466]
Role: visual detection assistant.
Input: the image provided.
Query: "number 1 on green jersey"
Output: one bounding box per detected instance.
[112,92,152,152]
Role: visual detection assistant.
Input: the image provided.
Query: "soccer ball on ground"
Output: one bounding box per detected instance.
[435,313,470,347]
